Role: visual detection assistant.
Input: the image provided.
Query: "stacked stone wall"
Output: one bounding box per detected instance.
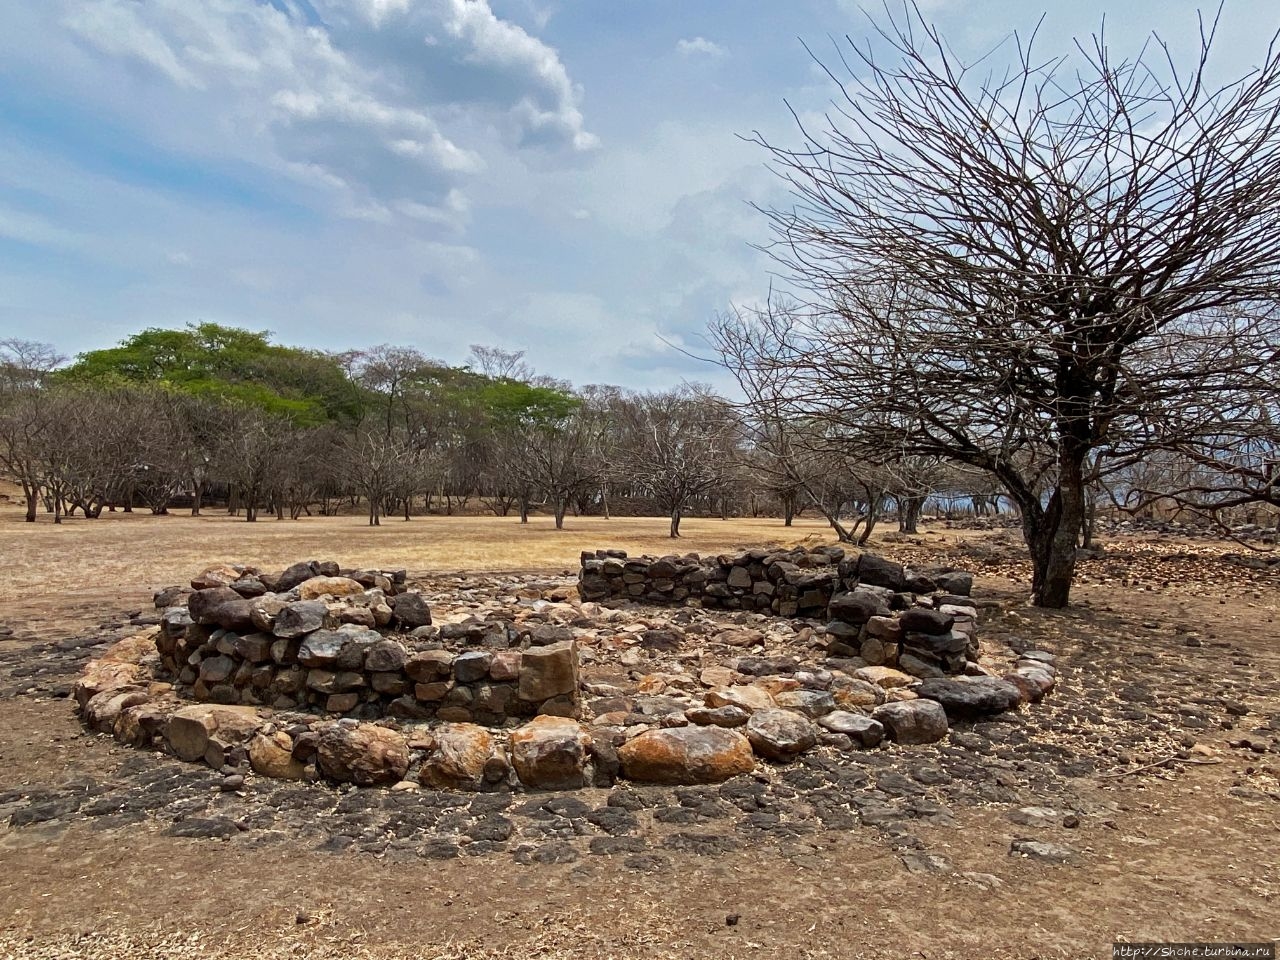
[154,559,579,724]
[580,546,979,678]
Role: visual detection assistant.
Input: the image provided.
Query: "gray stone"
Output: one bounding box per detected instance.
[272,601,328,638]
[297,630,346,668]
[1009,839,1076,863]
[390,592,432,628]
[817,711,884,748]
[745,708,818,762]
[871,700,949,745]
[915,676,1023,719]
[363,639,407,673]
[453,650,494,683]
[899,608,954,635]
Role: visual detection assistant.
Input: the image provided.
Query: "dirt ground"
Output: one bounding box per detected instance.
[0,506,1277,959]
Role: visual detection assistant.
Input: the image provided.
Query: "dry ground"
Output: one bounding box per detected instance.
[0,504,1277,959]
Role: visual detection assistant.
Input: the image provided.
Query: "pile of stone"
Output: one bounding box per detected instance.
[580,547,978,679]
[72,555,1061,795]
[154,559,579,723]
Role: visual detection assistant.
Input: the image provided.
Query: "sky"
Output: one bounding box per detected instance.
[0,0,1276,389]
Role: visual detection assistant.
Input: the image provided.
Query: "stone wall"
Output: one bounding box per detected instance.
[154,559,580,723]
[579,546,980,678]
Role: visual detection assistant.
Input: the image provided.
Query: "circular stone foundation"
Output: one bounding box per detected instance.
[75,551,1059,793]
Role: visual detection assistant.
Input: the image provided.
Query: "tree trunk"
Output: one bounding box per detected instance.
[783,493,795,527]
[900,495,923,534]
[519,495,529,524]
[191,480,203,516]
[601,484,610,520]
[1024,457,1085,609]
[554,497,566,530]
[23,484,37,522]
[669,506,683,538]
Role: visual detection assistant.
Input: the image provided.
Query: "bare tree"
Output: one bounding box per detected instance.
[0,339,64,521]
[730,7,1280,606]
[620,386,739,538]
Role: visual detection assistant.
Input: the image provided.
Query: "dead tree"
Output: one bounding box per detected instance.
[734,6,1280,606]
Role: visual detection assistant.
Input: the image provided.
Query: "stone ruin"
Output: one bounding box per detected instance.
[73,549,1060,794]
[579,546,980,678]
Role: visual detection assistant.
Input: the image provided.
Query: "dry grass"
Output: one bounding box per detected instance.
[0,503,834,603]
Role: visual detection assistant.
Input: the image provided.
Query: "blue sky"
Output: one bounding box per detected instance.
[0,0,1275,388]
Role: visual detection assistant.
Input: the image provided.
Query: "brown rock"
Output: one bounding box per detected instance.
[297,576,366,600]
[317,723,409,786]
[618,726,755,784]
[855,666,915,689]
[84,687,150,734]
[705,685,775,714]
[166,704,264,762]
[518,640,578,703]
[509,715,592,790]
[249,731,306,780]
[418,723,493,790]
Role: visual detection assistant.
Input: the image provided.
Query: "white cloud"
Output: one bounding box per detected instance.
[51,0,594,222]
[676,37,728,58]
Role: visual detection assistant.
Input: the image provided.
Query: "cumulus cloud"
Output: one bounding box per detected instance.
[676,37,727,58]
[53,0,595,220]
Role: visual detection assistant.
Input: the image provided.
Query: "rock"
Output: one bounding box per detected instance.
[489,650,522,681]
[518,640,578,703]
[828,589,888,624]
[198,654,236,684]
[871,700,949,745]
[705,685,776,714]
[296,630,347,668]
[745,708,818,761]
[187,587,243,625]
[297,576,365,600]
[249,597,288,632]
[899,608,954,635]
[772,689,836,718]
[208,599,256,632]
[275,561,319,592]
[817,711,885,747]
[362,639,407,673]
[855,554,907,591]
[685,704,750,728]
[114,702,171,747]
[855,666,915,689]
[249,731,306,780]
[726,566,752,588]
[317,723,409,786]
[864,616,903,641]
[272,601,328,638]
[1003,672,1045,704]
[509,716,592,790]
[419,723,494,791]
[618,726,755,785]
[1008,806,1070,828]
[830,676,887,708]
[405,650,454,682]
[154,585,193,609]
[390,592,432,628]
[935,572,973,596]
[233,632,274,663]
[898,653,946,679]
[1009,839,1076,863]
[915,676,1023,719]
[166,704,264,763]
[84,687,150,734]
[453,650,493,683]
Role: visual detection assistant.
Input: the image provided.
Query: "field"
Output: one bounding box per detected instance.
[0,504,1277,959]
